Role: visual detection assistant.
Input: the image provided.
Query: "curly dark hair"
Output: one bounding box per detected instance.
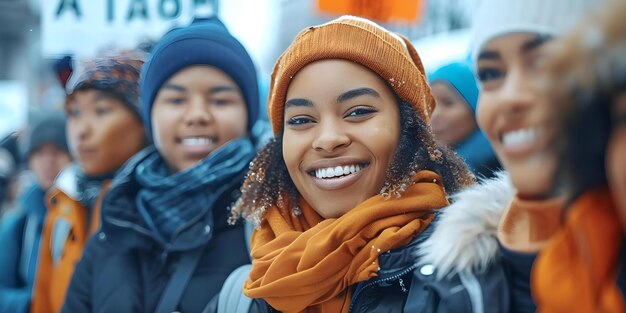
[229,100,475,226]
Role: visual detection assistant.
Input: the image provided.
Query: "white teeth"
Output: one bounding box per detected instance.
[502,128,539,148]
[334,166,343,176]
[181,137,212,146]
[313,164,364,179]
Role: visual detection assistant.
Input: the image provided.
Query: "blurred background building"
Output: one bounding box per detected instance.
[0,0,479,138]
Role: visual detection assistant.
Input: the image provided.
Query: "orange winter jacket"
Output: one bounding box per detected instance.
[31,167,110,313]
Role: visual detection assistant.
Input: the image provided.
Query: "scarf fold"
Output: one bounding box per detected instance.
[134,138,255,243]
[497,195,564,253]
[532,186,625,313]
[244,170,448,313]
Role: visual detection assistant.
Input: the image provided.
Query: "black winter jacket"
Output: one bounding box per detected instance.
[61,154,250,313]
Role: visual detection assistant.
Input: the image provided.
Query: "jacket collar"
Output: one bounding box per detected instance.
[54,165,79,200]
[100,148,166,250]
[377,218,438,278]
[417,171,515,279]
[100,147,239,252]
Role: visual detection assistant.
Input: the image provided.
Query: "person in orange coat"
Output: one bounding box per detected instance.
[31,52,147,313]
[531,1,626,312]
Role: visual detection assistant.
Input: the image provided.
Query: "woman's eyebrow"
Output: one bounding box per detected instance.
[285,98,314,109]
[521,35,552,53]
[477,50,500,61]
[337,87,380,103]
[208,86,236,94]
[160,83,187,92]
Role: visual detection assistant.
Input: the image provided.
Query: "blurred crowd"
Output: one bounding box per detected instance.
[0,0,625,312]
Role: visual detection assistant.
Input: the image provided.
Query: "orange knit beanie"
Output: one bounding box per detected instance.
[268,15,435,134]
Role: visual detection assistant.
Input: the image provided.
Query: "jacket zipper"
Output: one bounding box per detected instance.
[347,265,416,312]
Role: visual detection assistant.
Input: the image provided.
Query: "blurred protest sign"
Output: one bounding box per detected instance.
[0,81,28,138]
[42,0,215,57]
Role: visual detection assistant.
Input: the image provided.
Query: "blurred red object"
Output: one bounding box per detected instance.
[317,0,424,22]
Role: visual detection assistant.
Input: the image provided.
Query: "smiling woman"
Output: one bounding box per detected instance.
[152,65,248,172]
[476,33,558,198]
[417,1,604,313]
[228,16,474,313]
[61,17,261,313]
[282,60,402,219]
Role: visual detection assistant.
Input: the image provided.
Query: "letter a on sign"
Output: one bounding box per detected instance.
[317,0,423,22]
[55,0,82,19]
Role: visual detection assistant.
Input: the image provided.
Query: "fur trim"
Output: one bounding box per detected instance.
[417,171,515,279]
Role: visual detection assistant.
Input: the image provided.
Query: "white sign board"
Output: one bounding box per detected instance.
[411,28,471,75]
[0,81,28,138]
[42,0,215,57]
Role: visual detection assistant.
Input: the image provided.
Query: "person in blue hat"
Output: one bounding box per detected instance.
[429,61,500,178]
[61,17,261,313]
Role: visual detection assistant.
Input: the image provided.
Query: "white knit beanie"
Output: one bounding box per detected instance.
[471,0,604,63]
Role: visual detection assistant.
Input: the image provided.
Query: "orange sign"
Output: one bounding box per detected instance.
[318,0,423,22]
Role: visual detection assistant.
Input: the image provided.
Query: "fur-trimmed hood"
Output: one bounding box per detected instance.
[417,171,515,279]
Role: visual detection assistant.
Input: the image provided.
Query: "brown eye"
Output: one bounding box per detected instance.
[66,106,80,118]
[287,116,315,126]
[345,107,376,118]
[477,68,503,83]
[166,97,185,105]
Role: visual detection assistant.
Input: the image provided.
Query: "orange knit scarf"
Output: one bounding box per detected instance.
[498,195,564,253]
[532,187,625,313]
[243,170,448,313]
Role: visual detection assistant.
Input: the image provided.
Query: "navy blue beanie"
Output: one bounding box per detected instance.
[140,17,259,139]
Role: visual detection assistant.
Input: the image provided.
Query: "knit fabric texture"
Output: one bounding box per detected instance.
[66,51,145,118]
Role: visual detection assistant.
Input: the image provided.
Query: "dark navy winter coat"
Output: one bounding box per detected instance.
[61,159,250,313]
